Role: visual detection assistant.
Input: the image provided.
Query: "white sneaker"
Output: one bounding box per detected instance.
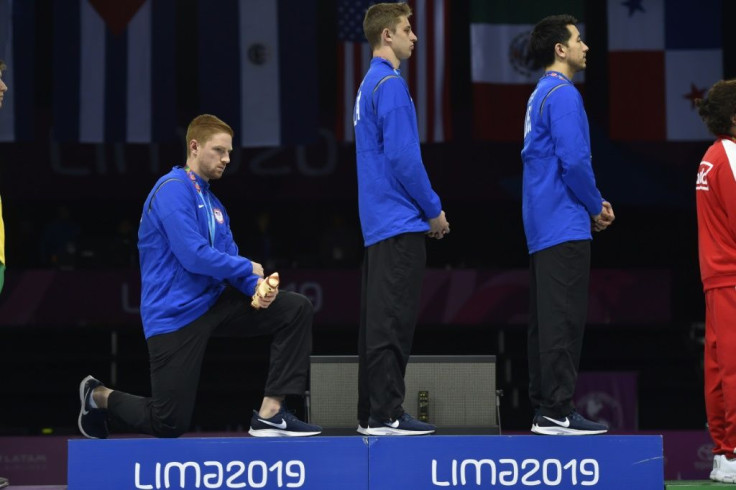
[713,454,736,483]
[711,454,724,481]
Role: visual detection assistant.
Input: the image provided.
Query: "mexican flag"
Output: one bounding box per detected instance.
[607,0,722,141]
[470,0,583,142]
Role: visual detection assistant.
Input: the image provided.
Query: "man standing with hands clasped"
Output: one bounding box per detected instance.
[521,14,614,436]
[353,2,450,436]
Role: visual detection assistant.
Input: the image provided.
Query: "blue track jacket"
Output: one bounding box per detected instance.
[521,72,603,254]
[138,166,258,338]
[353,57,442,247]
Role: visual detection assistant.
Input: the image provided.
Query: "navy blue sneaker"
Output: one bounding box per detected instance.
[78,375,108,439]
[530,408,541,431]
[365,412,435,436]
[531,410,607,435]
[248,407,322,437]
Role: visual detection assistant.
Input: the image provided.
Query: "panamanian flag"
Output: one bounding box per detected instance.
[607,0,722,141]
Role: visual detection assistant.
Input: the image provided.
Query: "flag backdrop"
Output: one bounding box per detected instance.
[470,0,583,142]
[52,0,177,143]
[336,0,451,143]
[607,0,722,141]
[198,0,318,148]
[0,0,35,142]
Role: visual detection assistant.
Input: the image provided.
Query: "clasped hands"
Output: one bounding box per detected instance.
[592,201,615,232]
[427,210,450,240]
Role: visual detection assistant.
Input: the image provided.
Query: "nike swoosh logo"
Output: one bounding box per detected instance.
[542,416,570,428]
[82,387,90,415]
[258,418,287,429]
[198,204,205,208]
[387,420,400,428]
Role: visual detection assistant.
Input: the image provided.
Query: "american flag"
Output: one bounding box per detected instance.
[336,0,451,143]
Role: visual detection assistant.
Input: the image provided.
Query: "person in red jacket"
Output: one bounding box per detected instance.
[695,78,736,483]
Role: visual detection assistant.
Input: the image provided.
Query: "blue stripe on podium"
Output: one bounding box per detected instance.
[68,435,663,489]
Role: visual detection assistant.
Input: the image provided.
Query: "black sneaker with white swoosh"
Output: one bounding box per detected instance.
[78,375,109,439]
[531,410,608,435]
[248,406,322,437]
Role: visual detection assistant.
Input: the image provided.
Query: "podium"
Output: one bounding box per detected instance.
[68,435,663,489]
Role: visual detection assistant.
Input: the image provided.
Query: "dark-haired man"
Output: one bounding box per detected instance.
[521,15,614,436]
[695,78,736,482]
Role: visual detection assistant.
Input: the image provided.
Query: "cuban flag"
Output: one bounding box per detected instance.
[52,0,177,143]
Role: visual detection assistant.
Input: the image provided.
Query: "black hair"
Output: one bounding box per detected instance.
[528,14,578,70]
